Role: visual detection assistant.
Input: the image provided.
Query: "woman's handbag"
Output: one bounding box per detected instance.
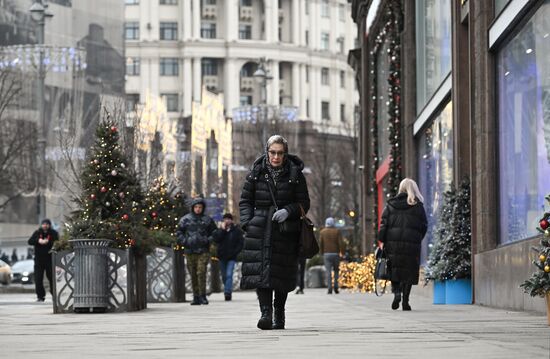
[374,247,390,296]
[267,181,319,258]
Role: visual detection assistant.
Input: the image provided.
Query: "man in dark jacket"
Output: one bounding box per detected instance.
[212,213,244,301]
[176,198,217,305]
[28,219,59,302]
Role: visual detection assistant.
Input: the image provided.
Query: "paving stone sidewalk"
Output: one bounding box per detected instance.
[0,289,548,358]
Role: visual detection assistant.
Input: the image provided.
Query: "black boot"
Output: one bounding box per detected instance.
[272,307,285,330]
[190,295,201,305]
[402,284,412,311]
[391,284,401,310]
[257,305,273,330]
[200,295,209,305]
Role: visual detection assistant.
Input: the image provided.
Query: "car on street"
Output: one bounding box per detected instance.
[10,260,34,284]
[0,259,11,285]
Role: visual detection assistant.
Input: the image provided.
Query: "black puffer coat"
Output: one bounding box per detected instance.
[378,193,428,285]
[239,154,310,293]
[176,198,217,255]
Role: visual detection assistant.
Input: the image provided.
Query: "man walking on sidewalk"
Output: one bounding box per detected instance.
[28,219,58,302]
[212,213,244,301]
[177,198,217,305]
[319,217,344,294]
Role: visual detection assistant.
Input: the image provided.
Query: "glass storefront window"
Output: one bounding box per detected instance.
[376,39,390,161]
[497,1,550,244]
[417,101,453,264]
[495,0,511,16]
[416,0,452,112]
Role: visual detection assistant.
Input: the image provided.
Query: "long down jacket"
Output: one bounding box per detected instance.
[239,154,310,293]
[378,193,428,285]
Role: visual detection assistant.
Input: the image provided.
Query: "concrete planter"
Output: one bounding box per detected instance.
[52,247,147,313]
[445,278,472,304]
[433,280,446,304]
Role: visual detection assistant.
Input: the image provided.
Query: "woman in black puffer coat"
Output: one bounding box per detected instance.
[379,178,428,311]
[240,135,310,330]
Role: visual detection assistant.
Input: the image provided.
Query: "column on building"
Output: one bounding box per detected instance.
[183,0,192,40]
[224,58,239,115]
[330,66,339,124]
[299,64,308,119]
[291,62,300,108]
[300,0,307,46]
[265,0,277,42]
[192,0,200,39]
[183,58,192,116]
[269,60,280,106]
[192,57,201,102]
[311,0,319,49]
[292,0,301,45]
[310,65,319,122]
[225,0,238,41]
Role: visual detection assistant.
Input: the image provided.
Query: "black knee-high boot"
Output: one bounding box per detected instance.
[391,282,401,310]
[402,284,412,311]
[256,289,273,330]
[273,291,288,330]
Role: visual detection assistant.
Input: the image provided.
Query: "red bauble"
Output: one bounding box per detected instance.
[122,214,129,221]
[100,186,107,193]
[90,194,96,200]
[111,126,118,132]
[129,239,136,246]
[151,211,158,219]
[540,219,550,230]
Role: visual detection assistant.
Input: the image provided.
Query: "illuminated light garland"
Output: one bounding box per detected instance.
[338,254,389,293]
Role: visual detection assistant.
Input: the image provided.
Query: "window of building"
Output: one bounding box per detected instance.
[201,22,216,38]
[321,68,329,85]
[201,59,218,76]
[305,0,310,15]
[337,37,345,54]
[240,95,252,106]
[205,0,216,4]
[160,22,178,40]
[497,1,550,244]
[340,104,346,122]
[126,57,140,76]
[339,4,346,21]
[321,0,330,18]
[160,58,179,76]
[125,0,139,5]
[239,24,252,39]
[126,94,140,112]
[305,30,309,45]
[160,0,177,4]
[161,94,179,112]
[495,0,511,15]
[321,101,330,120]
[417,101,453,263]
[240,0,252,6]
[416,0,452,112]
[125,22,139,40]
[340,70,345,88]
[240,63,255,77]
[321,33,330,50]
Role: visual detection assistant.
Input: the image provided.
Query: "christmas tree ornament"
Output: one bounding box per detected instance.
[121,163,126,168]
[151,211,158,219]
[100,186,107,193]
[540,219,549,230]
[111,126,118,132]
[93,159,99,165]
[545,266,550,273]
[545,230,550,237]
[119,192,125,199]
[90,194,96,200]
[540,254,546,262]
[122,214,129,221]
[111,170,118,176]
[105,202,111,207]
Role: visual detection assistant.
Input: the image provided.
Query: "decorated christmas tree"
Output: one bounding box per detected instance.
[444,178,472,280]
[143,177,178,233]
[521,194,550,297]
[68,119,151,254]
[425,184,456,282]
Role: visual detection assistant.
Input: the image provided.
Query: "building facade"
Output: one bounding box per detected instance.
[124,0,358,133]
[351,0,550,312]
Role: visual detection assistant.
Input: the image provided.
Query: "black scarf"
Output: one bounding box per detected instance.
[265,155,287,185]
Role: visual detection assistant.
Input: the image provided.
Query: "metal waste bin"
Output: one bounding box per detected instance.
[70,239,112,312]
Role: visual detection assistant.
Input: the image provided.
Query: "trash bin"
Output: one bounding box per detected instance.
[70,239,112,313]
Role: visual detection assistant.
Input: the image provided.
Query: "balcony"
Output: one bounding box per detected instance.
[202,5,217,19]
[203,75,219,90]
[240,77,254,91]
[240,6,253,20]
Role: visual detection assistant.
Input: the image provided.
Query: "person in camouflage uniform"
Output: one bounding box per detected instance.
[177,198,217,305]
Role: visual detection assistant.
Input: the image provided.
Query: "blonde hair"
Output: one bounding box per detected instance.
[398,178,424,205]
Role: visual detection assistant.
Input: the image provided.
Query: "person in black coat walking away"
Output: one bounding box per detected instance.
[212,213,244,301]
[176,198,217,305]
[240,135,311,330]
[28,219,59,302]
[378,178,428,311]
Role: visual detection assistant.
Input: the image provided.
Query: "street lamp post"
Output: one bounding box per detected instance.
[30,0,53,222]
[253,57,273,144]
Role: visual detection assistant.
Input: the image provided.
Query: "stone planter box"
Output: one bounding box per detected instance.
[146,247,186,303]
[52,247,147,313]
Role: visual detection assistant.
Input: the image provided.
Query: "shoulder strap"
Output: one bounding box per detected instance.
[267,180,278,210]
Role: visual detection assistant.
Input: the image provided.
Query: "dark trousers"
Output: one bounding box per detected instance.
[297,258,306,290]
[34,259,53,300]
[257,288,288,309]
[392,282,412,300]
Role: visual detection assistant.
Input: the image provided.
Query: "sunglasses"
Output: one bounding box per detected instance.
[268,150,285,157]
